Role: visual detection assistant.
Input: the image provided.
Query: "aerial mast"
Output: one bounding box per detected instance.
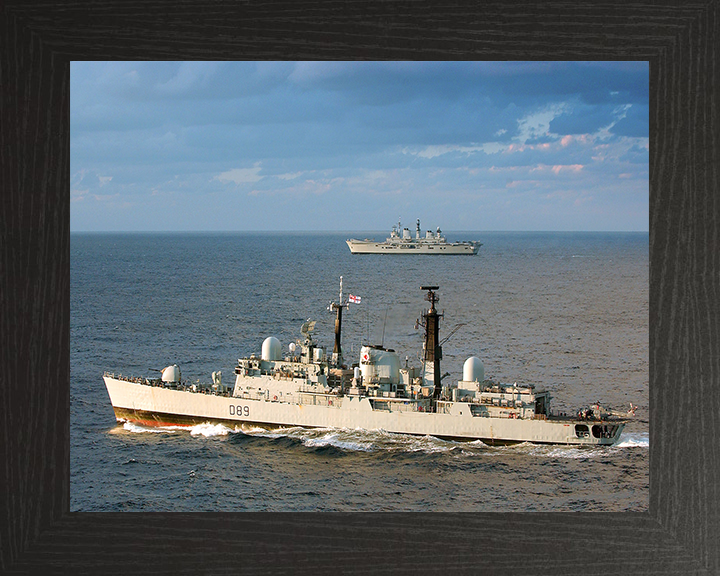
[328,276,349,366]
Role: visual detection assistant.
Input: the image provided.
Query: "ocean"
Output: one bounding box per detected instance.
[70,231,648,512]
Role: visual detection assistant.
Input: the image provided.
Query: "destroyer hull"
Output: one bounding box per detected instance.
[104,376,624,446]
[346,240,478,255]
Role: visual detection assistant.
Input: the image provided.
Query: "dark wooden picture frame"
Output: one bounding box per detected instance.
[1,2,717,574]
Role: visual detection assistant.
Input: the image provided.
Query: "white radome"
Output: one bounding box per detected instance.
[261,336,282,361]
[463,356,484,383]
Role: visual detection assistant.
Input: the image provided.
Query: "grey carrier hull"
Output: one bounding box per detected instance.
[347,219,480,255]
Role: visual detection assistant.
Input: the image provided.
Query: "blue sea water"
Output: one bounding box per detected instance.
[71,231,648,511]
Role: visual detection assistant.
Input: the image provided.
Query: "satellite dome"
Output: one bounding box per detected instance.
[161,364,181,383]
[463,356,484,383]
[261,336,282,361]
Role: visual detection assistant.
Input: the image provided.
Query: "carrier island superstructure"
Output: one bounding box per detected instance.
[104,284,635,446]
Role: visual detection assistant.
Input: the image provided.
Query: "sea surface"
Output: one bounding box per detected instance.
[71,231,649,512]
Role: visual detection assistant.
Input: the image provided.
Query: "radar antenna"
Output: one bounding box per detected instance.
[421,286,440,310]
[300,320,316,338]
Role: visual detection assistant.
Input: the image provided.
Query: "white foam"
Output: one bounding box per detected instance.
[239,426,459,453]
[121,422,178,434]
[615,431,649,448]
[403,435,458,454]
[301,432,374,452]
[530,446,599,460]
[119,421,237,437]
[189,423,233,437]
[240,425,305,439]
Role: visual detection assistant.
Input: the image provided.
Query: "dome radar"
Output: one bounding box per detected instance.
[463,356,484,383]
[261,336,282,361]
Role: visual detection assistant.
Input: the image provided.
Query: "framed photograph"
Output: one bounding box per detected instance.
[1,2,716,574]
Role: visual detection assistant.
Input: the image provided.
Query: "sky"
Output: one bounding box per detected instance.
[70,61,649,232]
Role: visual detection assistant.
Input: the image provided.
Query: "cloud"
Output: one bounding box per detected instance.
[560,134,593,147]
[276,171,305,180]
[610,104,649,137]
[619,142,650,164]
[551,164,584,174]
[515,105,566,143]
[71,189,89,202]
[70,61,649,232]
[549,104,614,136]
[407,144,486,159]
[215,166,263,185]
[549,101,647,141]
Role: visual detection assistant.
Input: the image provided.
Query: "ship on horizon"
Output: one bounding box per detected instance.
[346,219,481,255]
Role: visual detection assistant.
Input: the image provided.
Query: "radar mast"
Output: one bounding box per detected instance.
[420,286,443,399]
[328,276,349,366]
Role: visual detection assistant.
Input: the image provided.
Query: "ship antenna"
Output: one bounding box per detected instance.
[381,307,389,348]
[328,276,349,366]
[366,309,370,344]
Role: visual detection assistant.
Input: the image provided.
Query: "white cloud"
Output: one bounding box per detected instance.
[593,104,634,140]
[70,61,649,232]
[276,171,305,180]
[71,189,89,202]
[515,105,566,143]
[405,144,487,159]
[527,163,584,174]
[215,166,263,185]
[71,169,88,187]
[551,164,584,174]
[561,134,593,147]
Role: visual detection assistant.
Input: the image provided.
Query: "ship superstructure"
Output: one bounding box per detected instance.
[104,283,635,445]
[346,219,480,255]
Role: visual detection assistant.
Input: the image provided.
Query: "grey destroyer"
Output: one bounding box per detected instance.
[347,219,480,255]
[104,283,635,446]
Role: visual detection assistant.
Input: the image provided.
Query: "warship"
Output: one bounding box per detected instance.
[104,282,635,446]
[346,219,480,255]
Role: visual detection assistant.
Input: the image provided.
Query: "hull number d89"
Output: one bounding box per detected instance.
[229,405,250,417]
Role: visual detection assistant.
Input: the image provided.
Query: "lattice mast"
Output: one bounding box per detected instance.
[328,276,349,365]
[420,286,443,399]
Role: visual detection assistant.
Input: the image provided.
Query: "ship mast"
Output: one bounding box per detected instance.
[420,286,443,399]
[329,276,348,366]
